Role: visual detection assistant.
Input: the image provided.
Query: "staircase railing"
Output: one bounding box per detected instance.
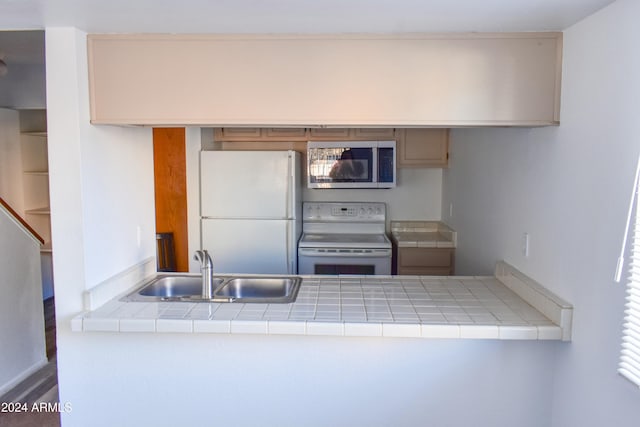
[0,197,44,245]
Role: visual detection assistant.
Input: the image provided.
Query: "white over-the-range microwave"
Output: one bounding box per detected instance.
[307,140,396,189]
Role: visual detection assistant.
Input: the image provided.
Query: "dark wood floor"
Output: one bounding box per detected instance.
[0,298,60,427]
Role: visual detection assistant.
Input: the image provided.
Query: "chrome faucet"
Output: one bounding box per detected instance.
[194,250,214,299]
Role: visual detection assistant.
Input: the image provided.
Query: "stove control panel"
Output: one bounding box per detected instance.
[331,206,358,217]
[303,202,386,222]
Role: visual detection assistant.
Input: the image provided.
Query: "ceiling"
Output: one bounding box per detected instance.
[0,0,616,67]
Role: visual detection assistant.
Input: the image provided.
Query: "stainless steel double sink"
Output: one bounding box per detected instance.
[121,274,301,303]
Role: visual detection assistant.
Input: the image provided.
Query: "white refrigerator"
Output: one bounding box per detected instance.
[200,150,301,274]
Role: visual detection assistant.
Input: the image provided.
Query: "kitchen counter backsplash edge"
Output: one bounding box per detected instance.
[83,256,156,311]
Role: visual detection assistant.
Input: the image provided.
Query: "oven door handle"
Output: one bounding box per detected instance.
[298,248,391,257]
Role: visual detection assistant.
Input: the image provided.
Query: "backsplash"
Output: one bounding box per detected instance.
[302,168,443,225]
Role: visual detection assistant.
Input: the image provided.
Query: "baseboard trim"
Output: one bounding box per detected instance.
[0,357,48,397]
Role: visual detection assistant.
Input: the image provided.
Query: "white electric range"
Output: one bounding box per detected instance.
[297,202,392,275]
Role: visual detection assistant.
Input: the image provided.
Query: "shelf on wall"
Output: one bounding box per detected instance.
[21,131,48,137]
[25,207,51,215]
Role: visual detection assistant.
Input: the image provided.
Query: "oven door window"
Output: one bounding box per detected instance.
[315,264,375,275]
[308,147,373,184]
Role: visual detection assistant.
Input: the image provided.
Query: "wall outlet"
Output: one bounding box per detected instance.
[449,203,453,218]
[136,225,142,248]
[522,233,530,257]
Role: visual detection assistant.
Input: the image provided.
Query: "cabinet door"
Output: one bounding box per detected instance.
[214,128,262,141]
[352,128,395,140]
[397,129,449,168]
[398,247,454,275]
[308,128,351,140]
[89,34,562,126]
[263,128,308,140]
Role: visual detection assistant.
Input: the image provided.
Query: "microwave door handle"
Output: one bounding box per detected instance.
[372,145,379,186]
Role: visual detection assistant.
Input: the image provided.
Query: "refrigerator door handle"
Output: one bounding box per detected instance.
[286,152,293,219]
[286,220,291,274]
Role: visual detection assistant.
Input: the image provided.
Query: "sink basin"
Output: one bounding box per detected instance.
[121,274,300,303]
[138,276,202,297]
[122,275,224,302]
[214,277,301,303]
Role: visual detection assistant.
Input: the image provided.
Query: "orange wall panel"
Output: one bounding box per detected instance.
[153,128,188,272]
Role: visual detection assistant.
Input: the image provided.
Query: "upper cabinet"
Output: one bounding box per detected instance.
[307,128,352,140]
[213,127,449,168]
[215,128,262,140]
[88,33,562,127]
[397,129,449,168]
[351,128,396,140]
[214,127,397,142]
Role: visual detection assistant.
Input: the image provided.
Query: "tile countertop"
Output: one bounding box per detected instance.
[72,262,573,341]
[391,221,457,248]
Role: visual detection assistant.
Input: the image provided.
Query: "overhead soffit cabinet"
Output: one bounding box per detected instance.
[87,33,562,127]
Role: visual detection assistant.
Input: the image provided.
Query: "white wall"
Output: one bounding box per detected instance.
[0,108,24,213]
[442,0,640,425]
[78,124,155,285]
[59,332,558,427]
[45,27,155,425]
[0,206,46,394]
[303,168,443,223]
[442,127,559,275]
